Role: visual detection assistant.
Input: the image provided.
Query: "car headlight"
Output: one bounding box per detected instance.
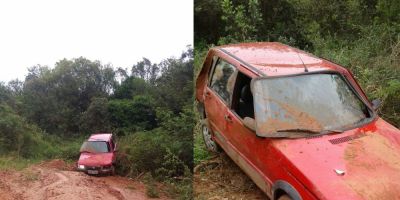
[78,164,85,169]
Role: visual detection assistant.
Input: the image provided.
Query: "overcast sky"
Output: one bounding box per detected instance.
[0,0,193,82]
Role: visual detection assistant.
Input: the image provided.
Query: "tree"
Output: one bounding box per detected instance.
[109,95,157,134]
[155,48,194,113]
[113,77,153,99]
[80,97,112,134]
[0,82,11,104]
[219,0,263,43]
[7,79,23,96]
[131,58,159,85]
[22,58,116,136]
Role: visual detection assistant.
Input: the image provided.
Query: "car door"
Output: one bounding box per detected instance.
[223,70,275,194]
[204,58,237,145]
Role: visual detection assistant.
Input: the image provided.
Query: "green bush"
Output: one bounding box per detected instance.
[143,173,160,198]
[115,131,168,176]
[0,104,56,158]
[310,24,400,127]
[108,95,157,135]
[155,149,186,179]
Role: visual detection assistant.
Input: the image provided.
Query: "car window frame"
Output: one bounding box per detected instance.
[207,56,218,84]
[208,57,238,107]
[109,140,114,151]
[229,71,254,118]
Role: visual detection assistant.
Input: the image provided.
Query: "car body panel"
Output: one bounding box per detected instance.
[196,42,400,199]
[204,85,228,145]
[78,152,114,166]
[273,117,400,199]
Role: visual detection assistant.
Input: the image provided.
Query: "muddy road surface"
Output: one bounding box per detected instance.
[0,160,169,200]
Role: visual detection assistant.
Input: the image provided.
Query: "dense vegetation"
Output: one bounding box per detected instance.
[195,0,400,128]
[0,48,194,199]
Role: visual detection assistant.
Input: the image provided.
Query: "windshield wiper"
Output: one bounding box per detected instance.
[277,128,320,134]
[277,128,343,135]
[80,150,93,153]
[353,117,371,126]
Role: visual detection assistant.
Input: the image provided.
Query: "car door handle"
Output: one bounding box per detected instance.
[224,114,233,123]
[205,91,211,98]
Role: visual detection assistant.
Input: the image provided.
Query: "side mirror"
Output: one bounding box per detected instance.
[243,117,256,132]
[372,99,381,111]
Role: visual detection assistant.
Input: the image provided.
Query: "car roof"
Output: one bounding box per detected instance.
[88,133,112,142]
[217,42,344,76]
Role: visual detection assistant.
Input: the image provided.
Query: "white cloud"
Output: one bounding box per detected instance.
[0,0,193,82]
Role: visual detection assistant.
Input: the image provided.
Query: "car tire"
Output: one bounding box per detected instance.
[202,119,221,153]
[110,165,116,176]
[277,194,292,200]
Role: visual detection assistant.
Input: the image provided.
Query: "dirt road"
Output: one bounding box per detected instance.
[194,153,268,200]
[0,160,169,200]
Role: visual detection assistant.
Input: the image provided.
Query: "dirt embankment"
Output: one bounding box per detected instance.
[194,153,268,200]
[0,159,170,200]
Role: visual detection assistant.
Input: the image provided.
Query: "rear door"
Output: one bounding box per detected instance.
[204,58,237,144]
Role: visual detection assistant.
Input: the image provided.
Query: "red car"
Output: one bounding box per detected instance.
[77,133,117,175]
[196,42,400,200]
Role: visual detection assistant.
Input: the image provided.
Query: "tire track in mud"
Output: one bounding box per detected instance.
[0,173,24,200]
[107,186,126,200]
[34,166,123,200]
[42,172,69,200]
[0,160,166,200]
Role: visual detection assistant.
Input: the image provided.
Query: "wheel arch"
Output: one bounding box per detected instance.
[272,180,302,200]
[196,101,206,119]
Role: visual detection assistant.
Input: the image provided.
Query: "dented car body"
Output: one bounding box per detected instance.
[77,133,117,175]
[196,42,400,200]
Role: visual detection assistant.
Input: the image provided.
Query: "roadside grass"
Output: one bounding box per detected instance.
[56,137,84,161]
[194,121,212,165]
[144,173,160,198]
[162,166,193,200]
[0,156,40,171]
[0,136,83,172]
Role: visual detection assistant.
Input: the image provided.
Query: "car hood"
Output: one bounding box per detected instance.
[274,118,400,200]
[77,152,113,166]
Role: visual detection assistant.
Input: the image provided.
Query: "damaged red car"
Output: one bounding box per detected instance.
[77,133,117,175]
[196,42,400,200]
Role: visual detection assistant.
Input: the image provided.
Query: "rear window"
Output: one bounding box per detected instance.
[80,141,110,153]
